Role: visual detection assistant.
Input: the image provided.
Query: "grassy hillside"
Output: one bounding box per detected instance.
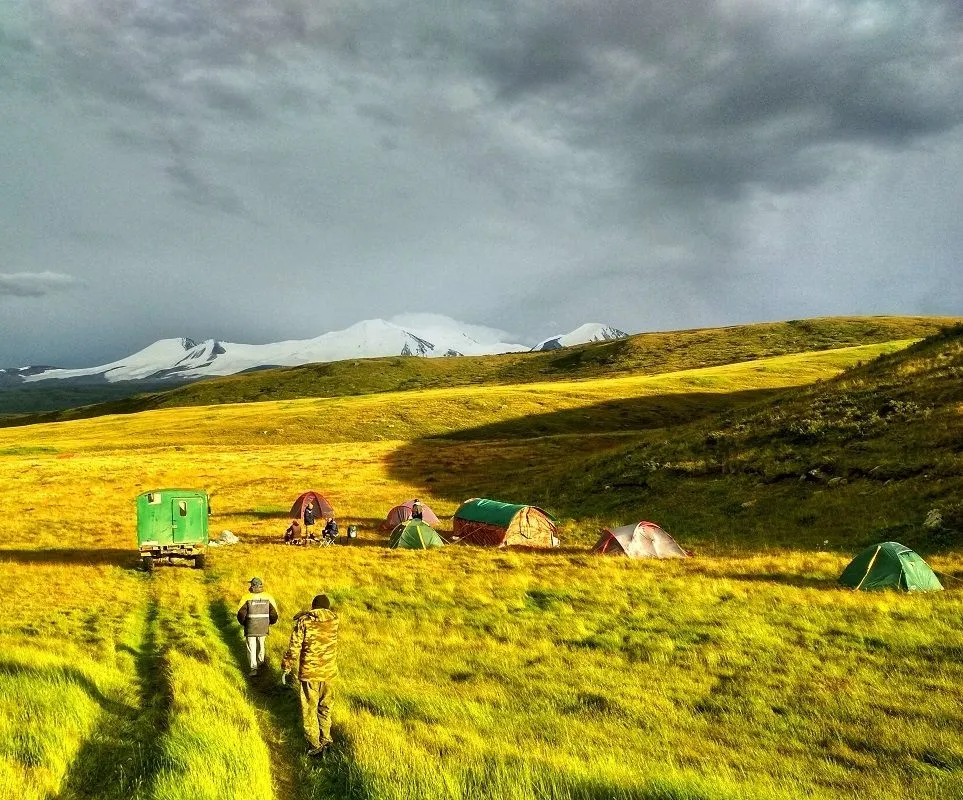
[0,329,960,800]
[544,324,963,553]
[4,315,955,425]
[0,381,177,417]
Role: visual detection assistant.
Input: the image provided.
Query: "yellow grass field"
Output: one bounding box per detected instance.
[1,340,961,800]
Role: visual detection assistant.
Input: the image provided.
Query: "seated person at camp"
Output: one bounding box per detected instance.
[322,518,339,543]
[284,519,302,544]
[411,500,423,520]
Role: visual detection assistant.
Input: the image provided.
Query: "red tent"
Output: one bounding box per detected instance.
[383,500,440,530]
[290,491,335,520]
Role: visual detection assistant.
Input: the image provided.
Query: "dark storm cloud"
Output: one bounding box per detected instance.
[464,0,963,200]
[29,0,963,208]
[0,1,961,366]
[0,272,81,298]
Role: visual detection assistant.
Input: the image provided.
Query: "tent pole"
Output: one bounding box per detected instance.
[854,545,882,591]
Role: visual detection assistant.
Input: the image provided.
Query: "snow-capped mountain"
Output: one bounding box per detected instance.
[531,323,628,352]
[8,319,629,385]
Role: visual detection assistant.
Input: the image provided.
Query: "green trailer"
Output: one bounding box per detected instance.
[136,489,209,571]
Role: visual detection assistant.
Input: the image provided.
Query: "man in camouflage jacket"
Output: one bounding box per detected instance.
[281,594,340,754]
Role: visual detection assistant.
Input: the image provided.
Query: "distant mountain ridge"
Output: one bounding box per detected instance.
[5,319,625,386]
[531,323,628,351]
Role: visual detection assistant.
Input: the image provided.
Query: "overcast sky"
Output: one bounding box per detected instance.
[2,1,962,366]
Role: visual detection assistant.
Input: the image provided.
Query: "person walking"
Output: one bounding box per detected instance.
[237,577,279,676]
[281,594,340,756]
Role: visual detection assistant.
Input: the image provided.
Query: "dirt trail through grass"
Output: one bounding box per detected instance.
[206,596,312,800]
[51,596,167,800]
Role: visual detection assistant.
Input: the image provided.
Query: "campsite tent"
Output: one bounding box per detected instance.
[453,498,558,548]
[839,541,943,592]
[593,521,688,558]
[389,519,446,549]
[384,500,440,530]
[290,491,335,520]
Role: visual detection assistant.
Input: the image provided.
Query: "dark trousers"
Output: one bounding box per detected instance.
[298,679,333,748]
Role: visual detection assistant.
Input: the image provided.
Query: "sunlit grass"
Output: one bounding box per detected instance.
[0,337,960,799]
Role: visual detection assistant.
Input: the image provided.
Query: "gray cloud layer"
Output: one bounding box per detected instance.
[1,1,961,365]
[0,272,81,297]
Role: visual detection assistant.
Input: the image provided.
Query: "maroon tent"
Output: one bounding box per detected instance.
[383,500,440,530]
[290,491,335,520]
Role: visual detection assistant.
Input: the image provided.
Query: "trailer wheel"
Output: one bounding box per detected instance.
[193,554,205,570]
[141,555,154,573]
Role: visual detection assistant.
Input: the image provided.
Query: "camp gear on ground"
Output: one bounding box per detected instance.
[291,492,335,521]
[207,530,239,547]
[136,489,209,570]
[383,499,440,529]
[347,525,358,539]
[282,608,340,682]
[593,521,689,558]
[839,542,943,592]
[389,519,445,549]
[453,498,558,548]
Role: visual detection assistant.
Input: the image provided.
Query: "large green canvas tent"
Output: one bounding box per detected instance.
[839,541,943,592]
[389,519,445,549]
[453,498,558,548]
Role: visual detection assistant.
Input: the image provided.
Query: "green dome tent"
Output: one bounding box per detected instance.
[389,519,445,550]
[839,542,943,592]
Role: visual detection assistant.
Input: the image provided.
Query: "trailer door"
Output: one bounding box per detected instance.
[172,497,205,543]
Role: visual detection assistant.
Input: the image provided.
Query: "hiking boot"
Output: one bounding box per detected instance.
[307,744,328,757]
[248,668,258,677]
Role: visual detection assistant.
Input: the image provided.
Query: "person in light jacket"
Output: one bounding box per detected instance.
[237,577,279,676]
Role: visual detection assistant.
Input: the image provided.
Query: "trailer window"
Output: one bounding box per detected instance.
[178,501,187,516]
[147,493,161,505]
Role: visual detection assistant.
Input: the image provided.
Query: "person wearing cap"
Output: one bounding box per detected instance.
[236,577,279,676]
[281,594,340,755]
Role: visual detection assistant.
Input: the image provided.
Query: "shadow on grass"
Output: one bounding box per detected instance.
[384,389,777,510]
[208,599,373,800]
[430,389,776,442]
[44,601,172,799]
[0,547,136,568]
[241,509,292,520]
[726,572,840,590]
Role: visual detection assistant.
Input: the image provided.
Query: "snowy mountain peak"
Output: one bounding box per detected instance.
[531,323,628,352]
[13,318,631,385]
